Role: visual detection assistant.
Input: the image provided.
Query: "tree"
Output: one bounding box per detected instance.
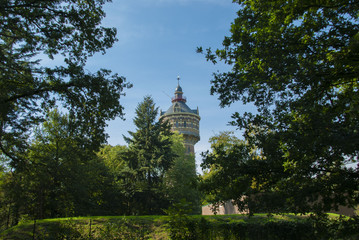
[0,0,131,166]
[199,0,359,214]
[201,132,260,214]
[124,96,176,215]
[96,144,130,215]
[165,132,200,214]
[98,145,128,175]
[1,110,114,222]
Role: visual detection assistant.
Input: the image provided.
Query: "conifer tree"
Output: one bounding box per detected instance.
[124,96,176,215]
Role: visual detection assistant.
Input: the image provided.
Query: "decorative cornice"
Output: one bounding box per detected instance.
[159,112,201,120]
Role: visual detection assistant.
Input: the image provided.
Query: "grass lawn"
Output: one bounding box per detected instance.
[0,213,354,240]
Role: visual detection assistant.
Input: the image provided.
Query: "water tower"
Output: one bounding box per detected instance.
[159,77,200,154]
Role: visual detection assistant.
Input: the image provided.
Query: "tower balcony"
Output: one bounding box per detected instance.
[171,96,187,103]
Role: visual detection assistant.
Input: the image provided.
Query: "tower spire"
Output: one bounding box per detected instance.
[173,76,185,102]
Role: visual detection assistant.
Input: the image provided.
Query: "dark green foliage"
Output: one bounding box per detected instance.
[2,215,358,240]
[123,96,176,215]
[310,214,359,239]
[0,98,198,227]
[165,133,201,214]
[0,0,133,227]
[96,145,129,216]
[97,218,150,240]
[200,132,258,214]
[0,110,116,228]
[41,220,85,240]
[200,0,359,214]
[165,199,196,240]
[0,0,131,166]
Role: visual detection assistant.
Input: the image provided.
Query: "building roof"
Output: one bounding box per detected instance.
[162,101,198,115]
[160,81,199,117]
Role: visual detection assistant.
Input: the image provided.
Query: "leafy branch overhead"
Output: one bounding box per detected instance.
[0,0,131,164]
[201,0,359,214]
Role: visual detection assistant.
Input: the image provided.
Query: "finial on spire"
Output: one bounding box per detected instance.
[177,75,180,86]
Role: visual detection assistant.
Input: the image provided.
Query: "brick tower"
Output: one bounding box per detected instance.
[159,77,200,154]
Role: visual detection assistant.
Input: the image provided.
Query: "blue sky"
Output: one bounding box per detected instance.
[86,0,254,171]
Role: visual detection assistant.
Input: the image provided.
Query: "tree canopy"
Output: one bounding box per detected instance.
[200,0,359,214]
[0,0,131,166]
[123,96,176,215]
[0,110,114,223]
[165,132,200,214]
[200,132,259,214]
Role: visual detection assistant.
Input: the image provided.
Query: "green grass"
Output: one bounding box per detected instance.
[1,215,170,240]
[0,213,351,240]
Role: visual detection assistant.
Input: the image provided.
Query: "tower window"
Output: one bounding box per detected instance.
[174,103,180,112]
[184,121,186,127]
[176,121,178,127]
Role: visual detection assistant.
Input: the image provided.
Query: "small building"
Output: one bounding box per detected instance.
[202,201,248,215]
[202,200,356,216]
[159,77,200,154]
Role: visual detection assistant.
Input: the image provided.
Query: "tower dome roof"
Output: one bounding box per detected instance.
[159,76,200,117]
[175,84,182,92]
[163,101,198,115]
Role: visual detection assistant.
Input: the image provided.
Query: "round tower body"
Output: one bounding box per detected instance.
[160,82,200,154]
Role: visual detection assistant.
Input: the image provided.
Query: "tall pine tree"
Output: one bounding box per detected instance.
[124,96,176,215]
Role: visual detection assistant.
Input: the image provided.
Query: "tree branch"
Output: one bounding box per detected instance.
[1,82,78,104]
